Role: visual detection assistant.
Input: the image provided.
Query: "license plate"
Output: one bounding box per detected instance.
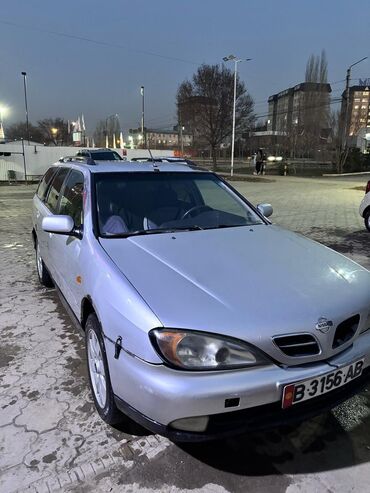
[282,359,364,409]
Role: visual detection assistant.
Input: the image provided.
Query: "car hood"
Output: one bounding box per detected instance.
[100,225,370,364]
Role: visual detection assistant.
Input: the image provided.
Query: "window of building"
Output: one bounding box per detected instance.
[354,105,359,109]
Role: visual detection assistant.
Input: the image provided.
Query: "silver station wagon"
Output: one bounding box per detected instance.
[32,160,370,441]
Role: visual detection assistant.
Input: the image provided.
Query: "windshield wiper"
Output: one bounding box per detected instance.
[105,225,204,238]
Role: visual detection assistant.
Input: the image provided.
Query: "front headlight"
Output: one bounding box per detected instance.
[150,329,269,370]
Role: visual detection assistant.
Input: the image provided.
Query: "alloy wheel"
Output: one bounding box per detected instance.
[87,330,107,409]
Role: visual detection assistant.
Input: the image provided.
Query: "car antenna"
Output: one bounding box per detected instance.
[147,145,160,172]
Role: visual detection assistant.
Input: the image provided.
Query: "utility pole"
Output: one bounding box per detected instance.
[21,72,30,145]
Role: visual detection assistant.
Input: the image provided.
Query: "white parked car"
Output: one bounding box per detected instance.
[32,160,370,441]
[359,180,370,231]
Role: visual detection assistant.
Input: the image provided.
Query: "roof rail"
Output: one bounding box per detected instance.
[58,156,96,165]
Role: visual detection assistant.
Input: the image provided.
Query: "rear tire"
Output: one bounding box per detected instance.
[364,209,370,232]
[35,239,53,287]
[85,313,122,425]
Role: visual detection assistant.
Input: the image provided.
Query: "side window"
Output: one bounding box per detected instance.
[57,171,84,227]
[45,168,69,213]
[36,167,57,201]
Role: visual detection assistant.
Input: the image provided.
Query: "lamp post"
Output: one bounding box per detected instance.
[140,86,146,148]
[222,55,251,176]
[21,72,30,145]
[51,127,58,145]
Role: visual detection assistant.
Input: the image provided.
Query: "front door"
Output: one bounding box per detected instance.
[49,169,85,316]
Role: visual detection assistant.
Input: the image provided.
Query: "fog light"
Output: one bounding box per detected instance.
[170,416,209,432]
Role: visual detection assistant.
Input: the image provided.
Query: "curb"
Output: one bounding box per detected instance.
[323,172,370,177]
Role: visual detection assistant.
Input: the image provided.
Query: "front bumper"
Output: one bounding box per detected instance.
[107,330,370,441]
[115,366,370,441]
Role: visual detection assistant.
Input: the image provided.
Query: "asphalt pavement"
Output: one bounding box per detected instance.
[0,175,369,493]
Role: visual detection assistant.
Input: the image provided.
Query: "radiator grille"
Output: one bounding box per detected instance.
[273,334,320,357]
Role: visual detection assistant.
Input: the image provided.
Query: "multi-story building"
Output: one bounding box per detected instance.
[128,127,193,149]
[342,85,370,138]
[267,82,332,134]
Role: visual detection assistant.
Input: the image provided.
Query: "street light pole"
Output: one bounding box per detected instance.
[21,72,30,145]
[21,138,27,183]
[230,59,238,177]
[222,55,251,176]
[141,86,146,148]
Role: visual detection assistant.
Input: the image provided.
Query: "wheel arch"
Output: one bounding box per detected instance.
[363,205,370,217]
[81,296,98,330]
[31,228,37,249]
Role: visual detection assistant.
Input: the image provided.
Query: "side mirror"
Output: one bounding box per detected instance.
[42,215,82,238]
[257,203,273,218]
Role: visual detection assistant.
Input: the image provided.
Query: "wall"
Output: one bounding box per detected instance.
[0,143,174,181]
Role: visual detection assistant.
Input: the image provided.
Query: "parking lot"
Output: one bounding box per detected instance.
[0,175,369,493]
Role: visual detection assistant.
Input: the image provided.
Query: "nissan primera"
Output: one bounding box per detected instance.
[32,160,370,441]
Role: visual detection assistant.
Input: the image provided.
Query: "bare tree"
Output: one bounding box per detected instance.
[94,116,120,148]
[177,64,255,170]
[300,50,330,158]
[329,109,342,169]
[37,118,69,145]
[5,121,43,143]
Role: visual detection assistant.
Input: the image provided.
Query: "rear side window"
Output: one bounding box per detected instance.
[58,170,84,227]
[45,168,69,213]
[36,167,57,201]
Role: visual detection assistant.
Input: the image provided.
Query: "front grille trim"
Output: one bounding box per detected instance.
[332,314,360,349]
[273,332,321,357]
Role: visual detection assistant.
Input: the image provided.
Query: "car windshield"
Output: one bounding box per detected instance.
[95,172,264,237]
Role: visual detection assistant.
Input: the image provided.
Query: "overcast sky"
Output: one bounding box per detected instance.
[1,0,369,135]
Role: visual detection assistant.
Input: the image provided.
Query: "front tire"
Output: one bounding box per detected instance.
[35,239,53,287]
[364,209,370,232]
[85,313,122,425]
